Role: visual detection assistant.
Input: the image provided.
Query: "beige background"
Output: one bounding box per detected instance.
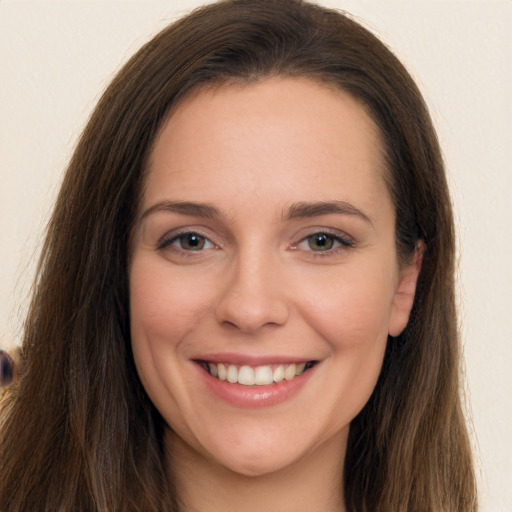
[1,1,511,510]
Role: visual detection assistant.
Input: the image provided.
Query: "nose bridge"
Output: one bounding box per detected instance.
[215,243,289,332]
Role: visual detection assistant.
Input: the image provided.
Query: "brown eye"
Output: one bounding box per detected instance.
[177,233,207,250]
[307,233,335,251]
[157,231,216,252]
[295,232,354,254]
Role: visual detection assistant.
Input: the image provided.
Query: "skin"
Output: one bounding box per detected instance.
[129,78,422,512]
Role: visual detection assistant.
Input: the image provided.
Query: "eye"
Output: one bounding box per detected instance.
[307,233,336,251]
[295,232,354,253]
[159,231,215,251]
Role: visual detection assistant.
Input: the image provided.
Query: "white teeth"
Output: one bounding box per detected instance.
[204,361,312,386]
[254,365,274,385]
[273,365,284,383]
[238,365,255,386]
[208,363,218,377]
[227,365,238,383]
[284,363,297,381]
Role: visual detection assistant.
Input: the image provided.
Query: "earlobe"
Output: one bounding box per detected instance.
[388,241,425,337]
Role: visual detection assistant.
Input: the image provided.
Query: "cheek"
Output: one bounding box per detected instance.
[128,259,217,403]
[128,259,218,423]
[300,263,396,349]
[296,266,394,428]
[129,259,214,345]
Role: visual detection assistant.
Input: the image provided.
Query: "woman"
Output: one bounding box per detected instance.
[0,0,477,510]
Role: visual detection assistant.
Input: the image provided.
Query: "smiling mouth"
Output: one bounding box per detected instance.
[198,361,317,386]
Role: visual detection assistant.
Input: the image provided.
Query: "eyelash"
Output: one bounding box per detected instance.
[157,230,216,252]
[157,229,354,257]
[293,231,355,256]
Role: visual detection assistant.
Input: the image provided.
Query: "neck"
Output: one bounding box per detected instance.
[166,428,347,512]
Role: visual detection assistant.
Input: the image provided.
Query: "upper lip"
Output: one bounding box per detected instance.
[193,353,317,366]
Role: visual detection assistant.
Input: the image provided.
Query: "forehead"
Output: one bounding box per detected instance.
[144,77,390,217]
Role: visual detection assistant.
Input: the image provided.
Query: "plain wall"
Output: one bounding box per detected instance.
[1,1,511,510]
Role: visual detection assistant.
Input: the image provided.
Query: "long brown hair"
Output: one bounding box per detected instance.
[0,1,477,510]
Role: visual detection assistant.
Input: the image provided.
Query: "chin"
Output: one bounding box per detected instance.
[184,419,346,479]
[211,445,305,478]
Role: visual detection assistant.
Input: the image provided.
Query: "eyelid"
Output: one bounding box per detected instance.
[290,228,355,253]
[157,227,218,251]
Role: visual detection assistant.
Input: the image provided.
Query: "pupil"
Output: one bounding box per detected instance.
[182,234,204,250]
[309,234,333,251]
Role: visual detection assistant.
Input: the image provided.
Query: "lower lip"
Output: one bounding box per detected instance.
[197,364,316,409]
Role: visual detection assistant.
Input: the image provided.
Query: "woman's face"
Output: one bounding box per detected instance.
[129,78,420,477]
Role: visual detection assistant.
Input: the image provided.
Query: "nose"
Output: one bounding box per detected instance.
[215,252,290,334]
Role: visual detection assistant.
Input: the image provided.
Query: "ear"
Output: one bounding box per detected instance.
[388,241,424,337]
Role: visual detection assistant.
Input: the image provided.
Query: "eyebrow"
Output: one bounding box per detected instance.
[285,200,374,226]
[139,201,221,221]
[139,199,373,226]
